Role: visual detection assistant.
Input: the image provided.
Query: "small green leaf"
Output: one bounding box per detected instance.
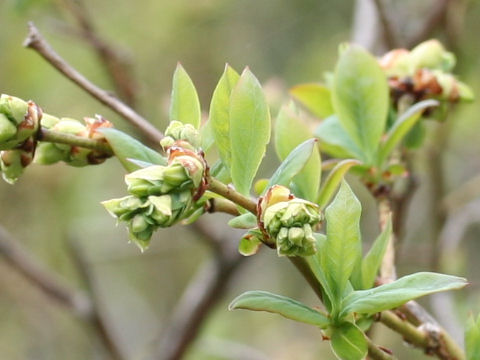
[238,229,263,256]
[228,212,257,229]
[230,68,271,196]
[341,272,468,317]
[229,290,330,328]
[323,181,362,315]
[466,314,480,360]
[170,63,201,128]
[209,64,240,168]
[314,115,363,160]
[361,216,392,289]
[290,83,334,118]
[275,104,321,201]
[330,322,368,360]
[265,138,317,194]
[378,99,439,165]
[332,45,389,163]
[200,119,214,151]
[99,128,166,172]
[317,159,361,210]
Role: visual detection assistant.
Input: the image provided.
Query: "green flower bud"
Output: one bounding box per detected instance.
[33,142,68,165]
[409,39,456,72]
[40,113,60,129]
[0,114,17,143]
[163,120,200,148]
[0,94,28,126]
[131,214,149,233]
[238,228,264,256]
[1,150,25,184]
[260,185,321,257]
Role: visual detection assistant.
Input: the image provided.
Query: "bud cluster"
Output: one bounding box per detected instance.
[258,185,321,257]
[0,95,41,183]
[102,140,207,250]
[35,114,113,167]
[379,40,473,104]
[159,120,200,150]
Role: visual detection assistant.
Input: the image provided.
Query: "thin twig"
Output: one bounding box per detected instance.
[372,0,399,48]
[367,336,397,360]
[207,177,258,214]
[58,0,137,106]
[23,22,163,144]
[0,225,92,318]
[378,196,397,282]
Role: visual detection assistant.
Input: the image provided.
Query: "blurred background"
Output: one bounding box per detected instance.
[1,0,479,359]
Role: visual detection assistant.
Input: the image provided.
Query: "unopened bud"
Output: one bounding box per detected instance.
[409,40,456,72]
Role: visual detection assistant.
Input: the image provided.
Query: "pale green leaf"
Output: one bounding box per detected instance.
[228,212,257,229]
[209,64,240,168]
[466,314,480,360]
[323,181,362,313]
[290,83,334,118]
[265,138,317,194]
[317,160,361,210]
[332,45,389,163]
[341,272,468,317]
[238,233,262,256]
[200,118,214,151]
[330,322,368,360]
[378,99,439,165]
[275,104,321,201]
[314,115,364,160]
[170,63,201,128]
[230,68,271,196]
[99,128,166,172]
[361,216,392,289]
[229,291,329,328]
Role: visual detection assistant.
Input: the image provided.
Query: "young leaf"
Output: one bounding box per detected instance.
[330,322,368,360]
[228,212,257,229]
[466,314,480,360]
[317,159,361,210]
[341,272,468,317]
[200,118,214,151]
[265,138,317,194]
[99,128,166,172]
[323,181,362,313]
[378,99,439,165]
[238,235,262,256]
[275,104,321,201]
[230,68,271,196]
[290,83,334,119]
[314,115,364,160]
[209,65,240,168]
[332,45,389,163]
[229,290,329,328]
[361,215,392,289]
[170,63,201,128]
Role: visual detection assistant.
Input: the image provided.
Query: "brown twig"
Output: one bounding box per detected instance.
[372,0,399,49]
[23,22,163,145]
[406,0,450,48]
[58,0,137,106]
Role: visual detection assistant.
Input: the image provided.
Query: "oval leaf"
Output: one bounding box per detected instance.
[317,159,361,210]
[170,63,201,128]
[323,181,362,313]
[290,83,334,119]
[228,212,257,229]
[99,128,166,172]
[209,64,240,168]
[378,99,439,165]
[229,290,329,328]
[275,103,321,201]
[230,68,271,196]
[265,138,317,194]
[332,45,389,163]
[341,272,468,317]
[330,322,368,360]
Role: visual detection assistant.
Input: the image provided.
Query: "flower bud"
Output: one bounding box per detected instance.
[1,150,25,184]
[34,142,68,165]
[409,40,456,72]
[259,185,321,257]
[162,120,200,149]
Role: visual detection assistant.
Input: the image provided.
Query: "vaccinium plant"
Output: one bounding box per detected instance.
[1,40,479,360]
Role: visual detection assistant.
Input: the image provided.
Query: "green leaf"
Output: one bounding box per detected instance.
[238,229,263,256]
[290,83,334,118]
[228,212,257,229]
[317,160,361,210]
[314,115,363,160]
[378,99,439,165]
[332,45,389,163]
[466,314,480,360]
[265,138,317,194]
[99,128,166,172]
[230,68,271,196]
[341,272,468,317]
[200,119,214,151]
[361,216,392,289]
[323,181,362,315]
[330,322,368,360]
[170,63,201,128]
[275,104,321,201]
[209,64,240,168]
[229,290,329,328]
